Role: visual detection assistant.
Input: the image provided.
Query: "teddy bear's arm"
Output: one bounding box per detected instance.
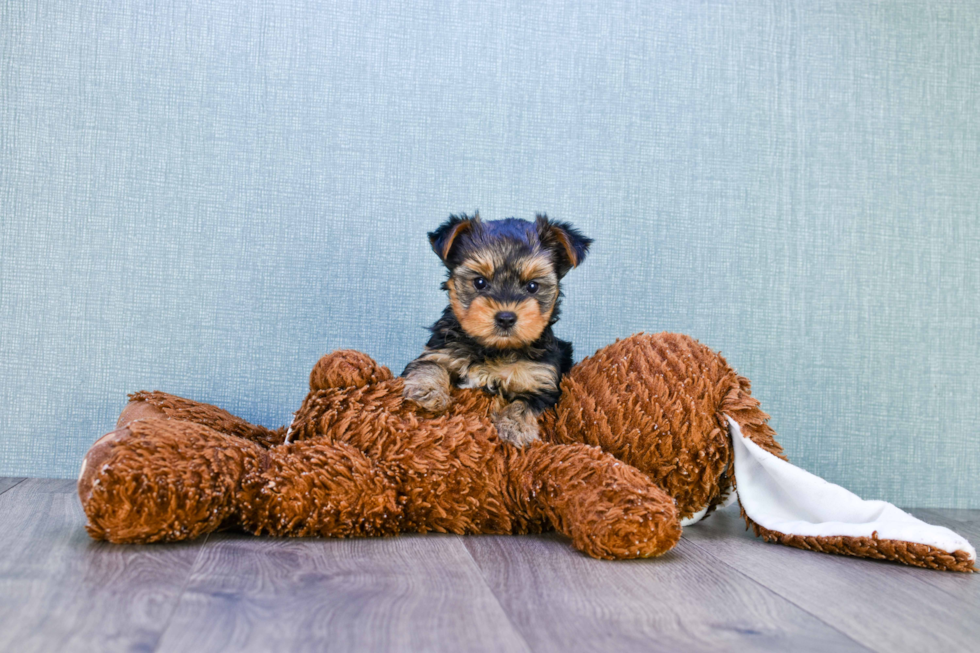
[241,438,402,538]
[506,443,681,559]
[309,350,394,392]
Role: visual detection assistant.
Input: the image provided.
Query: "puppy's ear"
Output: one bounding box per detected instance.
[535,214,593,278]
[428,212,479,265]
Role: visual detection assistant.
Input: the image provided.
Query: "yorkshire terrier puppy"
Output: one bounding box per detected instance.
[402,213,592,445]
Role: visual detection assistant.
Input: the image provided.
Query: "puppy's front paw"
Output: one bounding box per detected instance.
[493,403,541,446]
[402,375,452,414]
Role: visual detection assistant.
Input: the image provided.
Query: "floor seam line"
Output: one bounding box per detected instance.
[0,478,27,497]
[148,532,212,653]
[457,535,537,653]
[683,536,878,653]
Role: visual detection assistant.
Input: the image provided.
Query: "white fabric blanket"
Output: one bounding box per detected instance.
[727,416,976,561]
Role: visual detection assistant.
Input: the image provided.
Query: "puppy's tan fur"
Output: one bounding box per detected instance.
[403,215,591,445]
[401,361,452,413]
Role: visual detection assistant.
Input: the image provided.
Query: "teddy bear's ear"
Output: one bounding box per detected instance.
[428,212,479,265]
[535,214,593,278]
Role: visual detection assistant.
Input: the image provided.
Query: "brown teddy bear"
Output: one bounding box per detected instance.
[77,333,975,571]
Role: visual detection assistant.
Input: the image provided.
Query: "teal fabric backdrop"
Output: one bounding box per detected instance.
[2,0,978,507]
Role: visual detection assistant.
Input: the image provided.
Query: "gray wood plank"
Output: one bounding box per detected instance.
[2,477,971,653]
[0,478,205,653]
[901,508,980,601]
[464,532,868,653]
[0,477,26,495]
[683,504,980,653]
[909,507,980,540]
[155,532,532,653]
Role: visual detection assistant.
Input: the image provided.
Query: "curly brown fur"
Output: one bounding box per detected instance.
[125,390,286,448]
[81,354,680,559]
[79,333,974,570]
[402,213,592,445]
[548,333,741,520]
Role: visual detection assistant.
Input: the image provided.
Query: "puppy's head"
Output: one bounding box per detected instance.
[429,213,592,349]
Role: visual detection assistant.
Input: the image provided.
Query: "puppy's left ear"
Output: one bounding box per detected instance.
[535,214,593,278]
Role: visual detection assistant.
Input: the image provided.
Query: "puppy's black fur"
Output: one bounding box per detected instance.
[402,213,592,445]
[418,305,573,413]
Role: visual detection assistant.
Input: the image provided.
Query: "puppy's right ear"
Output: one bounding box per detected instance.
[428,213,479,264]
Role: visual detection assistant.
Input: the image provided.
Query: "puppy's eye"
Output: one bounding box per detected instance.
[474,277,488,291]
[526,281,540,294]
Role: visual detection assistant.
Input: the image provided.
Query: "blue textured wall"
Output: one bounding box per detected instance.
[2,0,978,507]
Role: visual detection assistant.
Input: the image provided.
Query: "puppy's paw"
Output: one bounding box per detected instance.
[493,402,541,446]
[402,374,452,414]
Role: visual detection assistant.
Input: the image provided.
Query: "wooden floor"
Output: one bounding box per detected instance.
[0,478,977,652]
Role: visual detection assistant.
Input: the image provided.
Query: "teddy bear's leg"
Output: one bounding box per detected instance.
[79,418,264,543]
[120,391,286,447]
[507,443,681,560]
[80,418,402,544]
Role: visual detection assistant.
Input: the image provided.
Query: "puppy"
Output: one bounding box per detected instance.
[402,213,592,445]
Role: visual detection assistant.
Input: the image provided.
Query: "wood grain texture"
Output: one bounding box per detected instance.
[0,479,205,653]
[2,479,977,653]
[904,508,980,600]
[154,533,531,653]
[910,507,980,541]
[683,505,980,653]
[464,532,868,653]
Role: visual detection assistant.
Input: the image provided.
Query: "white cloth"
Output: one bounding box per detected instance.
[728,416,975,561]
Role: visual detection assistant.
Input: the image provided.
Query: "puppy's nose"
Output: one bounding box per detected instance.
[494,311,517,330]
